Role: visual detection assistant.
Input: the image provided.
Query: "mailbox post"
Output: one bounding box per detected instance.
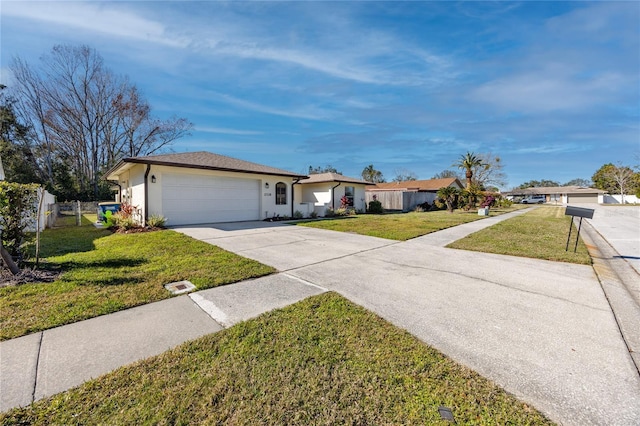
[564,206,595,252]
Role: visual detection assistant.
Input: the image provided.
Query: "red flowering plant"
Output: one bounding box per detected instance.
[480,195,495,209]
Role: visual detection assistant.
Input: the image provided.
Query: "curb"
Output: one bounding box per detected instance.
[580,220,640,376]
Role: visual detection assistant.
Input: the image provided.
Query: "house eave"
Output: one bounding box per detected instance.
[104,158,308,181]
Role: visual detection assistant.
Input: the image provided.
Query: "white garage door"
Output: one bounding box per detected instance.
[162,173,260,225]
[567,194,598,204]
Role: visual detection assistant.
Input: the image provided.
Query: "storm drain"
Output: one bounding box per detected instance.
[164,280,196,295]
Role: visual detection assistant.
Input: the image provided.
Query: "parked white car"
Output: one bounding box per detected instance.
[520,195,546,204]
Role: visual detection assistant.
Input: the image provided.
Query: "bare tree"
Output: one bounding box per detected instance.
[471,153,506,189]
[605,163,635,203]
[392,168,418,182]
[9,45,193,200]
[431,169,462,180]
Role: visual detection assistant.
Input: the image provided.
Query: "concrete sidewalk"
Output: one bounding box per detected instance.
[0,274,325,412]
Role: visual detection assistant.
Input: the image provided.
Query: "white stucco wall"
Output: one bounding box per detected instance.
[299,182,368,214]
[113,164,296,224]
[604,194,639,204]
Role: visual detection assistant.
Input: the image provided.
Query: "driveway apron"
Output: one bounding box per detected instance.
[176,219,640,426]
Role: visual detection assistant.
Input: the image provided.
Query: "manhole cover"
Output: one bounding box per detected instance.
[164,280,196,295]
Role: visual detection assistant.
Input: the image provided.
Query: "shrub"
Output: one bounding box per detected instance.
[0,182,39,261]
[414,201,431,212]
[293,210,304,219]
[480,195,495,209]
[334,208,348,216]
[147,214,167,228]
[325,208,335,218]
[112,213,138,230]
[368,200,384,214]
[310,211,318,219]
[436,186,459,213]
[433,199,446,210]
[111,202,141,230]
[496,197,513,208]
[340,195,349,209]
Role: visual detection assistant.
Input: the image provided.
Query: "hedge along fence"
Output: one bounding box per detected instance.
[0,182,40,260]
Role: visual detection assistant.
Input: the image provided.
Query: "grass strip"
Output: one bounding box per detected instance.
[298,206,526,241]
[447,206,591,265]
[0,292,553,425]
[1,218,274,341]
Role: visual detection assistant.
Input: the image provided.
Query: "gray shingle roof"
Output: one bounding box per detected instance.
[299,172,374,185]
[105,151,307,179]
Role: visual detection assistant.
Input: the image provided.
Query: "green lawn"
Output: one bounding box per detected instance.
[447,206,591,265]
[298,206,526,241]
[0,292,553,425]
[0,216,274,341]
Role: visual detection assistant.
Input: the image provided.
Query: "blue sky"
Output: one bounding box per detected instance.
[1,1,638,189]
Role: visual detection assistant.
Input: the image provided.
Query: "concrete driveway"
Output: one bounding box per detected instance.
[175,219,640,426]
[585,204,640,274]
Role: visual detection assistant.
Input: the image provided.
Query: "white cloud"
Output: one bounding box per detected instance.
[2,1,188,47]
[196,126,263,136]
[211,92,335,121]
[514,144,589,155]
[471,64,631,114]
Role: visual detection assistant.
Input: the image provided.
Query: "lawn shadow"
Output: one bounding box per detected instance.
[57,258,146,270]
[55,258,147,287]
[35,223,112,258]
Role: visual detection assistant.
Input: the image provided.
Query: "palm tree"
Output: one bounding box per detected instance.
[361,164,385,183]
[454,152,484,189]
[436,186,459,213]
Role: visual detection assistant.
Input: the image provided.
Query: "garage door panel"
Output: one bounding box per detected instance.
[568,194,598,204]
[161,173,260,225]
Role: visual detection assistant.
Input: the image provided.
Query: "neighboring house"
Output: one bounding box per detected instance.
[504,186,606,204]
[295,172,374,216]
[366,178,464,211]
[104,151,307,226]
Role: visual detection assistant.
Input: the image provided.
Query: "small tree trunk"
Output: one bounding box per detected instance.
[1,241,20,275]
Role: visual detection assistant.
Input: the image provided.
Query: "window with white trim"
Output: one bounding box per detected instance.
[344,186,354,207]
[276,182,287,205]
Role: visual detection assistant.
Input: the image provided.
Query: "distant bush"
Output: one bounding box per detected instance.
[325,208,335,218]
[310,211,318,219]
[480,196,495,209]
[293,210,304,219]
[368,200,384,214]
[494,197,513,208]
[414,201,431,212]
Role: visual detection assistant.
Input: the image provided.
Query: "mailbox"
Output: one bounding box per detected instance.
[565,206,594,219]
[564,205,594,252]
